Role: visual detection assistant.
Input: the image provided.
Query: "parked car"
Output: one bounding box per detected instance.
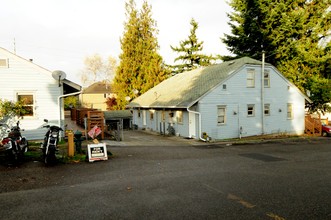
[322,123,331,137]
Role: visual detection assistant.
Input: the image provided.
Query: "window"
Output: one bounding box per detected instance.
[247,104,255,116]
[0,59,8,68]
[222,84,227,90]
[138,109,141,118]
[247,69,255,87]
[287,103,293,119]
[264,104,270,116]
[217,106,226,125]
[177,111,183,124]
[17,93,34,117]
[264,70,270,87]
[150,110,154,120]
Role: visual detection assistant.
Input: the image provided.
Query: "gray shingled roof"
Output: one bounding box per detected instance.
[83,82,113,94]
[129,57,266,108]
[104,110,132,120]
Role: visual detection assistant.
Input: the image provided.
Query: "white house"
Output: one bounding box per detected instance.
[129,57,311,140]
[0,47,81,140]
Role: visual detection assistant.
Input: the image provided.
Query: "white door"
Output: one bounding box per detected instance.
[143,110,146,126]
[189,112,196,138]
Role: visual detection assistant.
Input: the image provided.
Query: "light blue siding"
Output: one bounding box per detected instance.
[131,64,307,140]
[198,65,306,140]
[132,109,190,137]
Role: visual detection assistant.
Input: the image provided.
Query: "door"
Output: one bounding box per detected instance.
[189,112,196,138]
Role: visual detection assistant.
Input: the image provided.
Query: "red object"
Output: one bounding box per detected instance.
[88,125,102,139]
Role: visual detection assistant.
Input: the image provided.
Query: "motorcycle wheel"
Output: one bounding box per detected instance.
[44,149,56,166]
[6,149,21,166]
[21,141,29,153]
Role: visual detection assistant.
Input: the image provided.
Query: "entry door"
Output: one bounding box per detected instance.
[189,112,196,138]
[143,110,146,126]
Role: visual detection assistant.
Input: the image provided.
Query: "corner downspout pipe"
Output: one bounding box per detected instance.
[58,91,82,137]
[187,107,207,142]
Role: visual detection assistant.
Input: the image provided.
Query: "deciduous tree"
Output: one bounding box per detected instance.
[80,54,117,88]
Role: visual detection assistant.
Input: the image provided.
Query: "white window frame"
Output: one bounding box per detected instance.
[264,70,270,87]
[287,103,293,119]
[247,69,255,88]
[17,92,35,117]
[264,104,270,116]
[217,105,226,125]
[247,104,255,117]
[177,111,183,124]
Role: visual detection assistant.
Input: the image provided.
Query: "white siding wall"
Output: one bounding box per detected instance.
[132,109,190,137]
[0,50,62,140]
[199,65,306,140]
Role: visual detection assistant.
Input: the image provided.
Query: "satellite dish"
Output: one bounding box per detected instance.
[52,70,66,87]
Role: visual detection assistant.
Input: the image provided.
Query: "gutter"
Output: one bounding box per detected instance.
[187,106,207,142]
[58,91,82,133]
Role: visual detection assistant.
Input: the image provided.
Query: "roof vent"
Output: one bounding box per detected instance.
[228,61,235,66]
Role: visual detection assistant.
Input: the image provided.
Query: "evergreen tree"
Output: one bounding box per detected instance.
[263,0,331,112]
[114,0,168,109]
[223,0,331,113]
[222,0,275,63]
[170,18,214,74]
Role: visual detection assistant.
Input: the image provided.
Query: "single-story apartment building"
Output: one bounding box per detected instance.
[129,57,311,140]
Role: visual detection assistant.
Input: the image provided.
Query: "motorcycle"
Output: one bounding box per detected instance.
[0,121,29,165]
[41,119,63,165]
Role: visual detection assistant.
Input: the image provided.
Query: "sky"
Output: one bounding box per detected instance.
[1,0,232,84]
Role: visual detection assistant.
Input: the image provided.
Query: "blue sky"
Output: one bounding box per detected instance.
[1,0,232,84]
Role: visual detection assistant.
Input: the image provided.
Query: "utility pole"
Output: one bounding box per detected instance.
[261,51,265,135]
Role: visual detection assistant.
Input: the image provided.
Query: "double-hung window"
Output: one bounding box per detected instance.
[217,106,226,125]
[177,111,183,124]
[264,70,270,87]
[287,103,293,119]
[17,93,34,117]
[247,104,255,117]
[247,69,255,88]
[264,104,270,116]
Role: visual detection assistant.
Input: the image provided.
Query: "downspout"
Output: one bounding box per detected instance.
[58,91,82,134]
[187,106,207,142]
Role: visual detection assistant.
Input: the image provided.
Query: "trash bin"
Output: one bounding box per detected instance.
[74,130,83,153]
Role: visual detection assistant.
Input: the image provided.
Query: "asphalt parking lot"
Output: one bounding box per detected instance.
[0,130,330,220]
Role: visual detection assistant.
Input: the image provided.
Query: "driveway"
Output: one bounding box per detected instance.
[0,131,330,219]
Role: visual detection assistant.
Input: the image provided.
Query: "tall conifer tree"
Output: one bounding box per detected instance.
[170,18,214,74]
[223,0,331,112]
[114,0,168,109]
